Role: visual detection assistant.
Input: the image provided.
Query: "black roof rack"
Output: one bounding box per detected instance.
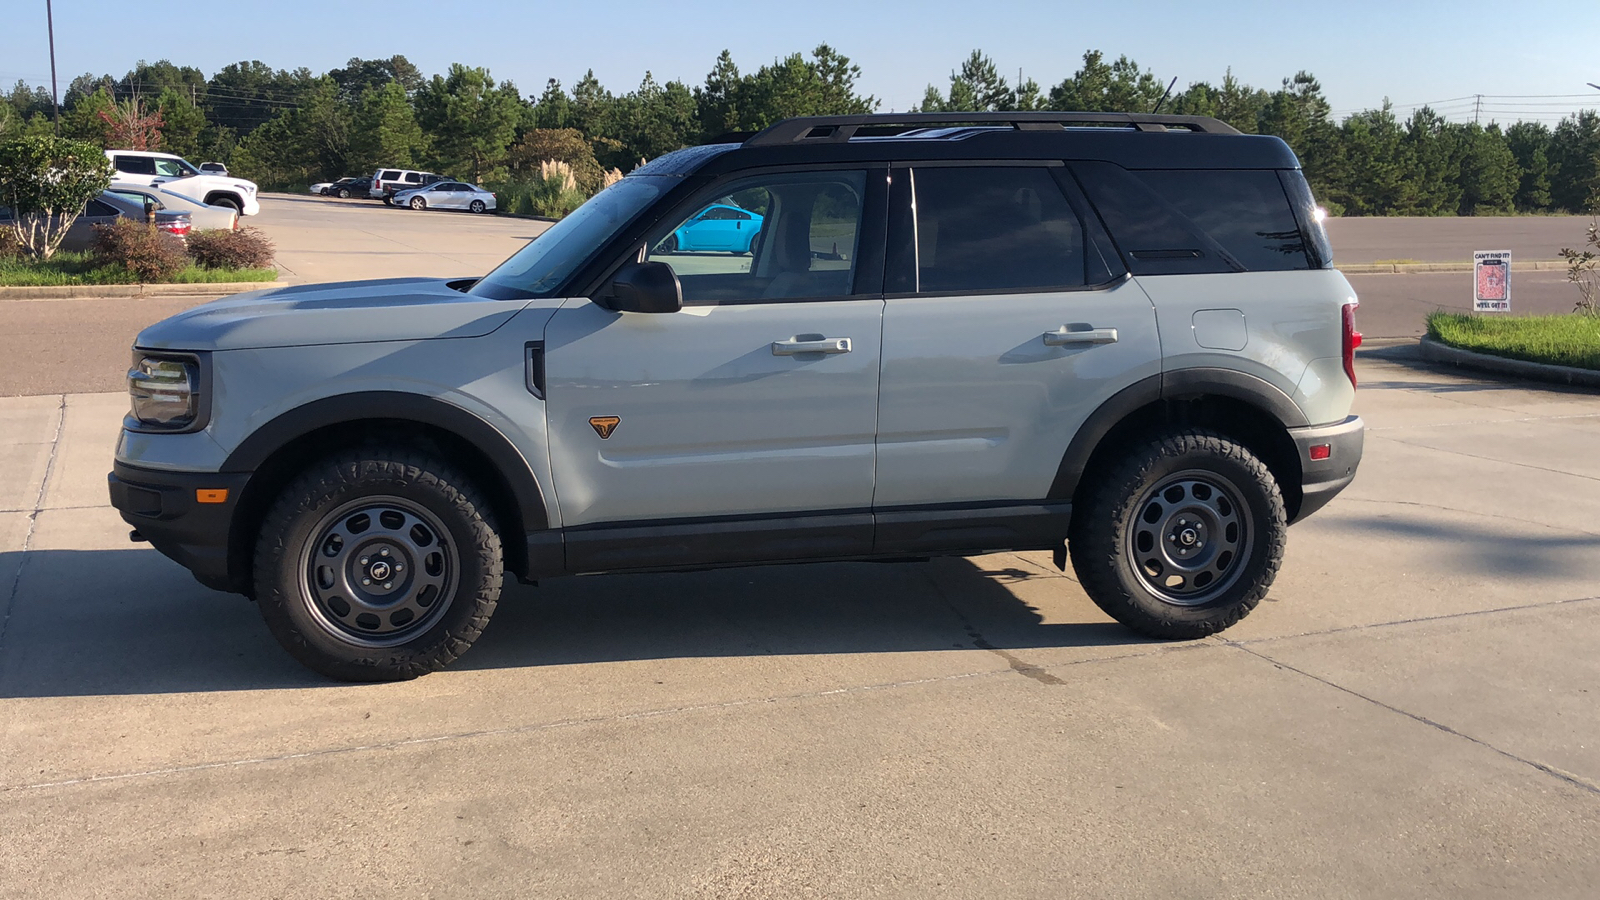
[746,112,1240,146]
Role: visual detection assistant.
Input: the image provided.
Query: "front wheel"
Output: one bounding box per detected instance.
[469,199,486,213]
[1069,430,1286,640]
[253,449,503,681]
[409,196,426,210]
[209,196,242,212]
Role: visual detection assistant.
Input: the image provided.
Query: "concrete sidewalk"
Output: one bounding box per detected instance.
[1,355,1598,898]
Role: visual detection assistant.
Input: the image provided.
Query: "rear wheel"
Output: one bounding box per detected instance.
[253,448,503,681]
[469,199,486,213]
[410,196,426,210]
[1069,429,1286,639]
[338,188,351,199]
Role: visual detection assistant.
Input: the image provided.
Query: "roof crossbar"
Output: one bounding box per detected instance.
[745,112,1241,146]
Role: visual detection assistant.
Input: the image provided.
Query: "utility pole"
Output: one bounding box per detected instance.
[45,0,60,132]
[1473,94,1482,125]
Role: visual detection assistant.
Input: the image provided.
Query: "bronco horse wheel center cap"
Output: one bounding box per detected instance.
[369,560,392,581]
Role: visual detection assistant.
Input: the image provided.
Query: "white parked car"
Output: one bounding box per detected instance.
[391,180,497,213]
[107,182,241,232]
[309,182,335,195]
[105,150,261,216]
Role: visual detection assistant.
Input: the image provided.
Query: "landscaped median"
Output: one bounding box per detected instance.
[1422,311,1600,387]
[0,249,277,287]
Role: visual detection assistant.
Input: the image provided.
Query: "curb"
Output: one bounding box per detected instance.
[0,281,280,301]
[1418,335,1600,389]
[1339,260,1564,275]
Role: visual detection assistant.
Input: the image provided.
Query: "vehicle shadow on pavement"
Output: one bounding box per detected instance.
[0,550,1135,697]
[1318,511,1600,579]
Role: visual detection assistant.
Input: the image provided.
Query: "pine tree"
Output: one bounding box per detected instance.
[351,81,426,171]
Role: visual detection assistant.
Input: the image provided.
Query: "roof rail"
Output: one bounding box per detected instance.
[745,112,1241,146]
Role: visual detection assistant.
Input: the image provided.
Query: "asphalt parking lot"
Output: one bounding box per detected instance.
[1,198,1597,897]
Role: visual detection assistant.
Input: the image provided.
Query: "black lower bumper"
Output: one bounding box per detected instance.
[1287,415,1364,523]
[108,462,252,593]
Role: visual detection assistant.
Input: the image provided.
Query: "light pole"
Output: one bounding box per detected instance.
[46,0,60,132]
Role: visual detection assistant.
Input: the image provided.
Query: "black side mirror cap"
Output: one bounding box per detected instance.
[606,261,682,314]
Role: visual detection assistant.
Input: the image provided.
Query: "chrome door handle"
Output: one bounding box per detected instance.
[1043,327,1119,346]
[772,337,852,355]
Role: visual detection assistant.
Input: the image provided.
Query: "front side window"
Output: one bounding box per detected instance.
[645,170,866,305]
[153,158,198,178]
[910,167,1085,293]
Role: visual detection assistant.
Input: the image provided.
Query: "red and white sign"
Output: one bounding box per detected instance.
[1473,250,1511,312]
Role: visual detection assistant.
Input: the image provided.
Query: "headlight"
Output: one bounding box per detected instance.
[128,354,201,430]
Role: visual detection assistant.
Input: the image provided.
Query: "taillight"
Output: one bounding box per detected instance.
[1342,301,1362,388]
[159,220,191,238]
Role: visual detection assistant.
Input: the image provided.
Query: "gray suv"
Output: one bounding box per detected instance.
[110,112,1364,681]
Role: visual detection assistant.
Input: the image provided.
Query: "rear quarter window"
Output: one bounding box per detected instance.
[113,156,158,176]
[1072,162,1313,274]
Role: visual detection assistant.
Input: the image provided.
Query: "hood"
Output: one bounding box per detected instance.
[135,277,525,351]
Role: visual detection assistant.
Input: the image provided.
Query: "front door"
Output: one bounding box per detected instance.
[542,168,884,568]
[874,164,1162,512]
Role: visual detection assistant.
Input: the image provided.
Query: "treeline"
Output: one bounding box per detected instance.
[2,47,1596,216]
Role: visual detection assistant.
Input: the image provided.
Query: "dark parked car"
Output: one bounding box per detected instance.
[1,192,191,254]
[322,177,373,199]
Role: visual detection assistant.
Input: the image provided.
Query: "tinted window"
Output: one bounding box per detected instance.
[84,199,120,217]
[379,170,401,180]
[1073,162,1311,274]
[113,156,157,176]
[646,170,866,305]
[404,173,423,184]
[1133,170,1309,271]
[911,167,1084,293]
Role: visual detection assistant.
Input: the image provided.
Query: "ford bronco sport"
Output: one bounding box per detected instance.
[109,112,1364,681]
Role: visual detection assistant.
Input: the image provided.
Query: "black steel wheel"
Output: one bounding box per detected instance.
[1069,430,1286,639]
[254,448,503,681]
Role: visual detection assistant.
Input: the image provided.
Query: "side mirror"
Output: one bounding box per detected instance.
[606,261,682,314]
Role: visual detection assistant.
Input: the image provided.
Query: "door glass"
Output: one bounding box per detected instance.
[645,170,866,305]
[153,158,186,178]
[912,167,1085,293]
[113,156,157,176]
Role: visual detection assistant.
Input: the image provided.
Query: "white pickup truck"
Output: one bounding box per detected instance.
[105,150,261,217]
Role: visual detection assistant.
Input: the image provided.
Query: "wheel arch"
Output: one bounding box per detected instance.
[203,191,243,209]
[1051,370,1309,521]
[222,392,547,591]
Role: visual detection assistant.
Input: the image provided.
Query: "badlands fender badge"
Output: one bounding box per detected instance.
[589,416,621,439]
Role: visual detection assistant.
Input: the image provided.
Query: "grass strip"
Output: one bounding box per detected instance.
[0,251,277,287]
[1426,311,1600,371]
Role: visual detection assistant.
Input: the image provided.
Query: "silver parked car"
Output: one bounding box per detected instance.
[108,182,240,232]
[1,192,191,253]
[392,180,497,213]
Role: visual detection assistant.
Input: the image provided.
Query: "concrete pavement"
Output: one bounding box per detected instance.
[1,349,1597,897]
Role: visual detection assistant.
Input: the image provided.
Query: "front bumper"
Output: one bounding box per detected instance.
[1286,414,1364,523]
[108,462,251,593]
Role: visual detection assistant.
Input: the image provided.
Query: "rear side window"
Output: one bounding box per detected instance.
[113,156,157,176]
[404,173,423,184]
[1073,162,1311,274]
[84,199,119,217]
[379,170,401,181]
[910,167,1084,293]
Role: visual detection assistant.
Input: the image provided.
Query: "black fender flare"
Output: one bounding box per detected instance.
[1048,369,1305,501]
[223,391,549,531]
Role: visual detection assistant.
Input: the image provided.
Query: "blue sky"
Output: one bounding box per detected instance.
[3,0,1594,126]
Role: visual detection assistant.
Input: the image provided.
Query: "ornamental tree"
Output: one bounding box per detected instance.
[0,136,113,259]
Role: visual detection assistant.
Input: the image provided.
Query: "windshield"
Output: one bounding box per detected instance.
[469,176,672,300]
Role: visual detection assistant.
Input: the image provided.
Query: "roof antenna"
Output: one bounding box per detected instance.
[1150,76,1178,114]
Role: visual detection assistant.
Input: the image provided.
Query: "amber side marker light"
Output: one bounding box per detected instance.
[196,489,229,504]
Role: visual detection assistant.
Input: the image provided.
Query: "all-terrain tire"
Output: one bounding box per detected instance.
[1069,429,1286,640]
[253,448,503,681]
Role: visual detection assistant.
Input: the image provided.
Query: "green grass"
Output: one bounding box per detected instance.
[0,251,277,287]
[1426,311,1600,371]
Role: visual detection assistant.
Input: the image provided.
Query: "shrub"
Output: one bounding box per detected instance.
[92,218,188,282]
[0,135,112,260]
[187,226,275,269]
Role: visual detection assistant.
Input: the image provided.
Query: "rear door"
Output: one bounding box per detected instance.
[111,155,158,186]
[873,163,1161,515]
